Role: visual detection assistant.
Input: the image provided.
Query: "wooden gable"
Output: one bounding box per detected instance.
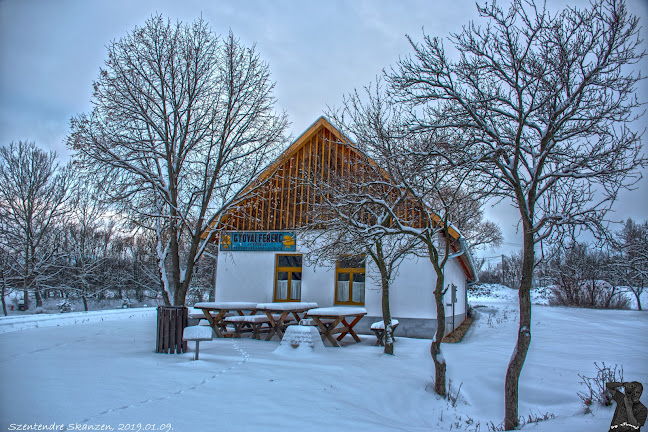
[218,116,362,231]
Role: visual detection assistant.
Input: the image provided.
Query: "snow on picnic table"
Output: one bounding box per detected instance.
[306,306,368,316]
[0,286,646,432]
[193,301,258,309]
[256,302,319,311]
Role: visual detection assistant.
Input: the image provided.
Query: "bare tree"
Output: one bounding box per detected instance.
[389,0,646,428]
[549,242,628,308]
[108,231,162,303]
[0,141,74,310]
[613,218,648,310]
[328,81,483,395]
[68,15,288,306]
[443,188,502,252]
[63,179,113,311]
[303,149,422,355]
[0,245,19,315]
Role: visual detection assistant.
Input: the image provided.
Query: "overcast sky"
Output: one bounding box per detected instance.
[1,0,647,261]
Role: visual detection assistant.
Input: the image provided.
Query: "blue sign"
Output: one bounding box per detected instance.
[220,232,296,252]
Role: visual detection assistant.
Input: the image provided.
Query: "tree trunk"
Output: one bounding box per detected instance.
[161,287,172,306]
[372,241,395,355]
[210,252,217,302]
[371,241,395,355]
[431,270,446,396]
[381,277,394,355]
[1,283,7,316]
[378,263,394,355]
[504,230,534,430]
[175,225,206,307]
[23,258,30,310]
[156,235,172,307]
[431,337,447,396]
[635,282,643,311]
[1,267,8,316]
[35,290,43,308]
[168,202,184,306]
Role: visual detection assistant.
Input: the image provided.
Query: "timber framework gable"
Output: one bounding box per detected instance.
[217,116,366,231]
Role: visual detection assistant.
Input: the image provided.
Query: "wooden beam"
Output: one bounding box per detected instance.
[305,136,312,228]
[299,146,305,228]
[288,152,295,229]
[272,172,279,231]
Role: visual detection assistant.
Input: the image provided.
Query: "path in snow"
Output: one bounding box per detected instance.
[73,340,251,428]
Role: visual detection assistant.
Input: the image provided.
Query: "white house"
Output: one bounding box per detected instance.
[208,117,477,338]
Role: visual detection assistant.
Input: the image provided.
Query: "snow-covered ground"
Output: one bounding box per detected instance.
[0,308,156,334]
[0,285,646,432]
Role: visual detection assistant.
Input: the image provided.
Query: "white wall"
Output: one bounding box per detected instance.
[214,233,469,320]
[215,235,337,306]
[365,253,467,320]
[215,251,277,303]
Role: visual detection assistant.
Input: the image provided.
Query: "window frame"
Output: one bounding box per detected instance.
[334,255,366,306]
[274,253,303,302]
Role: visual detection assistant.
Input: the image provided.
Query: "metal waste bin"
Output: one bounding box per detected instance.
[156,306,188,354]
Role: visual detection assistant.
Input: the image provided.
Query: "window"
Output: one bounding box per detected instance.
[335,255,365,305]
[274,254,302,302]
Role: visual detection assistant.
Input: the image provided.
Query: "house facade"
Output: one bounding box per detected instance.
[209,117,477,338]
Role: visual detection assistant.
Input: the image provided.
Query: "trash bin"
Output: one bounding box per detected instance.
[156,306,188,354]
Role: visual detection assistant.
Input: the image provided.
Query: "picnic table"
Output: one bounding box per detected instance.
[256,302,318,341]
[306,306,367,347]
[193,302,259,338]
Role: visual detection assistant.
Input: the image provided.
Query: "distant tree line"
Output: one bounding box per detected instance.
[477,218,648,310]
[0,141,218,316]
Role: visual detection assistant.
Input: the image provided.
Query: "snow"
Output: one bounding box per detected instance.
[370,319,400,330]
[256,302,319,311]
[182,326,213,341]
[186,308,206,319]
[224,315,271,323]
[0,307,155,334]
[193,302,258,309]
[307,306,368,316]
[1,285,646,432]
[273,325,325,355]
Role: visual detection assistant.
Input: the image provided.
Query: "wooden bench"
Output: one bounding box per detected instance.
[370,320,399,346]
[224,315,268,339]
[224,314,294,339]
[183,325,214,360]
[193,302,259,338]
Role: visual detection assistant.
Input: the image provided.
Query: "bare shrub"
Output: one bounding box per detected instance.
[550,280,630,309]
[578,362,624,410]
[447,379,463,408]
